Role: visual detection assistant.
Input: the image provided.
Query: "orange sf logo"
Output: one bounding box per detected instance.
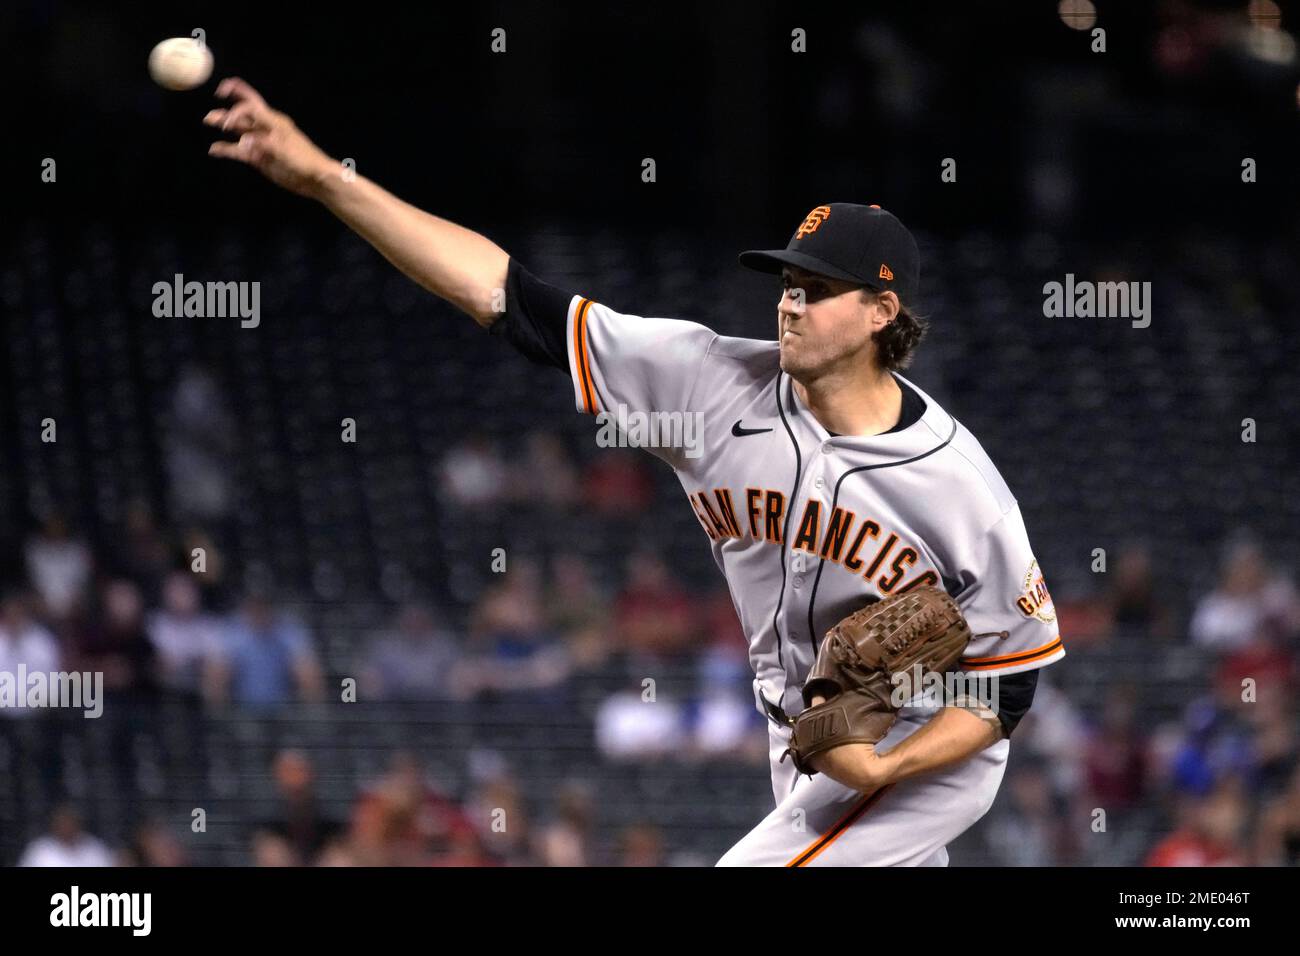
[795,205,832,239]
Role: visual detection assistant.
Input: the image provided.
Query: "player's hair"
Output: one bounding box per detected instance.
[865,290,929,371]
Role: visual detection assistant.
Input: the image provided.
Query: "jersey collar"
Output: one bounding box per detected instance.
[781,372,956,460]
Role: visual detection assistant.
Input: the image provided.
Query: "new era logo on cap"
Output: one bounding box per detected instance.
[737,202,920,303]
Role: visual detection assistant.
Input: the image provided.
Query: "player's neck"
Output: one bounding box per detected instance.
[792,364,902,437]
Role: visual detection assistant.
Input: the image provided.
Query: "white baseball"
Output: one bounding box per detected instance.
[148,37,214,91]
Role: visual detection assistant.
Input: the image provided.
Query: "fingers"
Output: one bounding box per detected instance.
[202,102,268,133]
[207,78,275,160]
[207,140,244,162]
[214,76,267,108]
[224,100,269,132]
[208,132,264,164]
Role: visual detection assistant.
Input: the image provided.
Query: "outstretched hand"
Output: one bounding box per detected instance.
[204,77,337,198]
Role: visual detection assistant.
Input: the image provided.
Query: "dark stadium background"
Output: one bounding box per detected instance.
[0,0,1297,866]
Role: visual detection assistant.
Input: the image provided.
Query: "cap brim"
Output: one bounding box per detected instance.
[737,249,867,285]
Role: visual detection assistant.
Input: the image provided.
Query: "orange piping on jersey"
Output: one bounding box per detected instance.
[959,636,1064,671]
[571,298,589,413]
[573,298,598,414]
[786,785,892,867]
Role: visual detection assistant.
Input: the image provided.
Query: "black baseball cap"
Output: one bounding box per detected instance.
[739,203,920,303]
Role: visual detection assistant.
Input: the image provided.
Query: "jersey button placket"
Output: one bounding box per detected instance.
[782,432,825,671]
[792,446,830,596]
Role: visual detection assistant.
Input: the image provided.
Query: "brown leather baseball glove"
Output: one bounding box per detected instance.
[782,586,973,776]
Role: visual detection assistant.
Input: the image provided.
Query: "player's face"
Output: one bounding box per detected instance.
[777,267,882,381]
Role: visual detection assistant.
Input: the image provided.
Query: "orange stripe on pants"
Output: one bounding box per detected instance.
[785,785,892,867]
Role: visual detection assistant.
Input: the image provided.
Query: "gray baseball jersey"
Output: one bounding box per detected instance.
[496,259,1065,865]
[562,295,1063,716]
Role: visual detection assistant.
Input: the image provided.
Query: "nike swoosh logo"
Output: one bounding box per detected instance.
[732,420,774,437]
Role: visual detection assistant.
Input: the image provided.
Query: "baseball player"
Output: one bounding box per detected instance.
[206,77,1065,867]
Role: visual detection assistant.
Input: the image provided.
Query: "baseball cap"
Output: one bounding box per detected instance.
[738,202,920,303]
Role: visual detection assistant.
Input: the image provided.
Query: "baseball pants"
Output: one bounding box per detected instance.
[716,711,1009,867]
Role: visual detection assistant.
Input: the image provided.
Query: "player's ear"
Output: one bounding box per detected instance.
[878,291,900,327]
[863,289,900,331]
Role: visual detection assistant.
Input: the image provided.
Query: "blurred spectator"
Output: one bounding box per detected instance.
[596,685,687,759]
[1245,695,1296,799]
[68,579,161,810]
[596,684,688,759]
[594,553,703,759]
[178,527,233,608]
[1166,701,1254,798]
[0,591,64,831]
[122,819,188,867]
[983,760,1075,866]
[1082,686,1149,811]
[545,552,613,672]
[466,770,534,866]
[359,602,459,701]
[209,592,325,711]
[165,363,235,524]
[148,571,223,700]
[512,431,579,510]
[250,829,298,867]
[315,838,359,866]
[109,499,174,607]
[690,644,765,757]
[689,591,762,755]
[260,749,342,865]
[1144,781,1248,867]
[1102,544,1175,640]
[536,782,596,867]
[1190,536,1300,652]
[616,551,695,659]
[1255,764,1300,866]
[617,823,665,867]
[699,589,746,649]
[1213,623,1295,710]
[146,571,221,785]
[457,561,569,700]
[18,804,113,867]
[349,752,487,866]
[1005,674,1087,797]
[24,511,92,620]
[440,434,508,509]
[0,590,61,718]
[582,449,654,517]
[70,579,157,695]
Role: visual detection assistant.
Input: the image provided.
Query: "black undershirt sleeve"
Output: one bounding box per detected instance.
[988,668,1038,739]
[488,258,575,373]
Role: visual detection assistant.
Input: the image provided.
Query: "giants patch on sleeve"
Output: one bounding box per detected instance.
[1015,560,1055,625]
